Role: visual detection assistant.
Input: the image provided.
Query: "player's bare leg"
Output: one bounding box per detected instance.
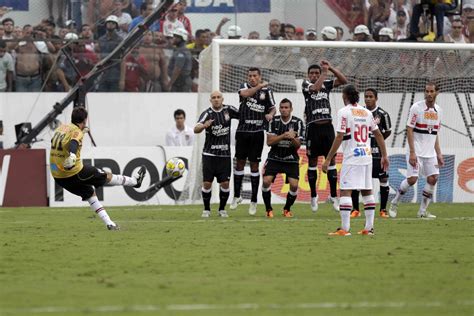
[417,175,437,219]
[262,175,274,218]
[248,161,260,215]
[282,178,298,218]
[230,159,246,209]
[307,157,319,212]
[389,176,417,218]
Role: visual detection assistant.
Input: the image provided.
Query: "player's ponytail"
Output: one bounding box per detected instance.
[342,85,360,104]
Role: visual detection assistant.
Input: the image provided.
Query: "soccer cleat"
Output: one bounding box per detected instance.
[417,212,436,219]
[201,210,211,218]
[380,209,389,218]
[134,165,147,188]
[328,228,351,236]
[310,196,319,212]
[357,228,375,235]
[388,201,398,218]
[266,210,274,218]
[248,202,257,215]
[230,196,242,210]
[218,210,229,218]
[107,224,120,231]
[350,210,361,218]
[282,210,293,218]
[328,196,339,212]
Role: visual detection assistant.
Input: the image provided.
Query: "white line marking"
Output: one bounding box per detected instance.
[2,301,473,314]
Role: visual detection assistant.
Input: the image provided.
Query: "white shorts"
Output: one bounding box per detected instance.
[406,155,440,178]
[340,164,373,190]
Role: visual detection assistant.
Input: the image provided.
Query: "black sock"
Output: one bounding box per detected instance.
[233,173,244,198]
[262,189,272,211]
[308,168,317,198]
[250,173,260,203]
[380,185,390,210]
[202,189,211,211]
[351,190,360,211]
[328,168,338,198]
[284,191,297,211]
[219,188,230,211]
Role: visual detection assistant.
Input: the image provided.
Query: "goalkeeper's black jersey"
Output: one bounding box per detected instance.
[197,105,239,157]
[237,82,276,133]
[266,115,305,163]
[302,79,335,125]
[369,106,392,159]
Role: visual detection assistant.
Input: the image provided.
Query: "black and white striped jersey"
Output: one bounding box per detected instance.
[237,82,276,133]
[302,79,335,125]
[266,115,305,163]
[369,106,392,159]
[197,105,239,157]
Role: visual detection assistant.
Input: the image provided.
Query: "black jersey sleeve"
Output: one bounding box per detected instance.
[323,79,335,91]
[197,109,210,125]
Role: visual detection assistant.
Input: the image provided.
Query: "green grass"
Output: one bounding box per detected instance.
[0,203,473,316]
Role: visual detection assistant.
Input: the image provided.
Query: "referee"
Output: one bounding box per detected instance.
[302,60,347,213]
[194,91,239,218]
[231,67,276,215]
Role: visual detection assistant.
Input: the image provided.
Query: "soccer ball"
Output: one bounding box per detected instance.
[166,157,186,177]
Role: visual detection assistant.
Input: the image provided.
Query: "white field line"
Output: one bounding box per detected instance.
[2,301,473,314]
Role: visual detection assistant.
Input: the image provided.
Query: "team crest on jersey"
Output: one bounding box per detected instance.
[427,125,435,134]
[259,91,266,100]
[224,111,230,121]
[374,115,381,125]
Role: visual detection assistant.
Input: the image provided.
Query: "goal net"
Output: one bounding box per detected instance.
[180,40,474,203]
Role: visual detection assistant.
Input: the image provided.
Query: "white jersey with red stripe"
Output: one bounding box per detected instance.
[406,100,441,158]
[335,103,379,165]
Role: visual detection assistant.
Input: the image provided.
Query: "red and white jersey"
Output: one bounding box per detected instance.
[406,100,441,158]
[336,103,379,165]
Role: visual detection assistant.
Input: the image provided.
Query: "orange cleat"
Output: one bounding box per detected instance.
[379,209,389,218]
[266,210,274,218]
[357,228,375,235]
[350,210,360,218]
[282,210,293,218]
[328,228,351,236]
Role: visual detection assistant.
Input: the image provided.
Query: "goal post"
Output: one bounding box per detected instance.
[180,39,474,204]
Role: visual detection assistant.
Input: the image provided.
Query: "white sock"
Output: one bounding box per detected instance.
[339,196,352,232]
[362,195,376,230]
[87,196,114,226]
[393,179,411,204]
[108,174,137,187]
[419,183,435,214]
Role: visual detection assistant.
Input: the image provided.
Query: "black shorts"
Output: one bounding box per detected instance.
[306,122,335,158]
[372,158,389,179]
[54,165,108,200]
[202,155,231,183]
[263,159,300,180]
[235,131,264,162]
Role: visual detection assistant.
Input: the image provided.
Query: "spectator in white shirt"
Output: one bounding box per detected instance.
[166,109,194,146]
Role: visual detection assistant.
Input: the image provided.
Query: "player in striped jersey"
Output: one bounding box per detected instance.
[389,82,444,219]
[322,85,389,236]
[261,98,304,218]
[194,91,239,218]
[231,67,276,215]
[351,88,392,218]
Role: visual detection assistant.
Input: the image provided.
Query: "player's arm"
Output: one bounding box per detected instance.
[382,111,392,139]
[239,82,269,98]
[373,129,389,171]
[435,135,444,167]
[328,63,348,87]
[266,133,286,146]
[406,126,417,167]
[309,67,328,92]
[194,119,213,134]
[322,132,343,173]
[63,136,81,170]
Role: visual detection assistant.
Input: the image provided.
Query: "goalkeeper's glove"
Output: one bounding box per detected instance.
[63,153,77,170]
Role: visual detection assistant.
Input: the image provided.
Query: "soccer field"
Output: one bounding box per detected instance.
[0,203,473,316]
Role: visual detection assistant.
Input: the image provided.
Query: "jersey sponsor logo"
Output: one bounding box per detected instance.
[210,144,229,150]
[211,124,230,136]
[353,147,371,157]
[310,91,329,101]
[245,119,263,126]
[311,107,330,115]
[245,99,265,112]
[351,109,368,117]
[224,112,230,121]
[424,112,438,120]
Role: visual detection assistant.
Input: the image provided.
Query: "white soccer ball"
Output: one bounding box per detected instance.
[166,157,186,178]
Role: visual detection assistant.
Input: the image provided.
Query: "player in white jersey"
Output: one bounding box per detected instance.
[389,82,444,219]
[322,85,389,236]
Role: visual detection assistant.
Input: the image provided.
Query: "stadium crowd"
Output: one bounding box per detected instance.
[0,0,473,93]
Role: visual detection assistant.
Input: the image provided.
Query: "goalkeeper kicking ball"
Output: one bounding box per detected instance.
[166,157,186,178]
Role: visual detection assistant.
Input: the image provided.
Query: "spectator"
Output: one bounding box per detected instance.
[58,27,69,39]
[0,39,13,92]
[60,34,98,87]
[348,0,368,33]
[368,0,391,32]
[119,46,148,92]
[410,0,457,42]
[45,35,71,92]
[388,0,411,26]
[353,24,374,41]
[167,28,192,92]
[227,25,242,39]
[122,0,139,18]
[160,4,185,39]
[463,4,474,43]
[14,31,45,92]
[2,18,14,40]
[321,26,337,41]
[203,28,213,45]
[334,26,344,40]
[215,17,230,38]
[0,24,4,38]
[112,0,132,36]
[139,31,168,92]
[129,3,160,33]
[186,29,208,91]
[166,109,194,146]
[177,0,192,40]
[97,15,123,92]
[248,31,260,39]
[295,27,305,40]
[79,24,95,52]
[266,19,283,40]
[378,27,394,42]
[306,28,317,40]
[65,19,76,32]
[444,18,469,43]
[284,24,296,40]
[22,25,33,38]
[392,9,409,40]
[13,26,22,39]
